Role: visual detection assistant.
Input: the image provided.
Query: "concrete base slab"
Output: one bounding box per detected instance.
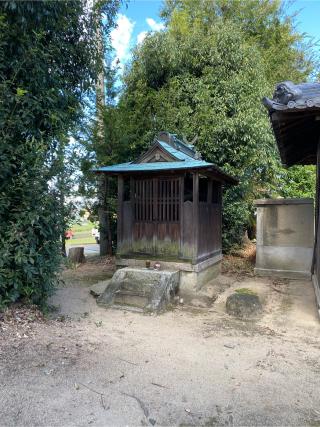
[255,245,313,274]
[254,267,311,280]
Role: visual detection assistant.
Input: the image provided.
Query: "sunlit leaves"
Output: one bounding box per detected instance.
[0,1,120,308]
[116,0,316,251]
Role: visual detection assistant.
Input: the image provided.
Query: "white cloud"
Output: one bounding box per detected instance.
[136,18,164,45]
[146,17,165,32]
[137,31,148,45]
[111,14,135,66]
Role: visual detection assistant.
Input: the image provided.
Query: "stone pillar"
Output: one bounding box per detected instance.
[254,198,314,279]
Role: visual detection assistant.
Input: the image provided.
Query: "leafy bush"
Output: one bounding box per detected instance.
[113,0,315,251]
[0,1,119,307]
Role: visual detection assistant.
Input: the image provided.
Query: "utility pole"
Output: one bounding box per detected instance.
[95,1,112,256]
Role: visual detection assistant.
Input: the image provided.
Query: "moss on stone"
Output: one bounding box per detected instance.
[235,288,257,296]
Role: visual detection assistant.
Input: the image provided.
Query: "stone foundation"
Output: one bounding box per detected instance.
[254,198,314,279]
[116,253,222,297]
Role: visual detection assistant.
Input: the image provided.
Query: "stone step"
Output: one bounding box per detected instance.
[116,286,151,297]
[119,278,155,294]
[111,304,144,313]
[113,290,148,308]
[98,267,180,313]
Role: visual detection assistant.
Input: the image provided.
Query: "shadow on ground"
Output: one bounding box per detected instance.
[1,255,320,426]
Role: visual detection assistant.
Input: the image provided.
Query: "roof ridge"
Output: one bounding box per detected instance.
[156,132,196,159]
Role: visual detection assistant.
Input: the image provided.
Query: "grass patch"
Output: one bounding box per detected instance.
[66,236,96,245]
[235,288,257,296]
[71,222,96,233]
[72,230,93,238]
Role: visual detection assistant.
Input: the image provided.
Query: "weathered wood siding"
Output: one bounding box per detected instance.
[117,174,223,262]
[122,201,132,241]
[181,201,194,259]
[119,175,181,257]
[198,202,221,260]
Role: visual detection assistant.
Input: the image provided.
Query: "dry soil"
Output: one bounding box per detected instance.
[1,260,320,426]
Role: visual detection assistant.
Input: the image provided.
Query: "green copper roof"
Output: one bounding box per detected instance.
[93,132,238,184]
[157,141,194,161]
[95,159,212,172]
[94,161,237,184]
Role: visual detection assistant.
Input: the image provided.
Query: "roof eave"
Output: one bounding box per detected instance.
[93,164,238,185]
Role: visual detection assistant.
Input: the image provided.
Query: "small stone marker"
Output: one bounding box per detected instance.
[226,290,262,318]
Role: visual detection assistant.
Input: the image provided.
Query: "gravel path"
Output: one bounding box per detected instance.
[1,273,320,426]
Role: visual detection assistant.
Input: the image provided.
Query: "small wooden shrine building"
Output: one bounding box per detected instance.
[263,81,320,313]
[95,132,237,289]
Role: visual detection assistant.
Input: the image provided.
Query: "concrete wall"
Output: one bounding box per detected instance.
[255,198,314,279]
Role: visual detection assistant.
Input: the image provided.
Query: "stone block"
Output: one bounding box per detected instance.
[116,253,222,299]
[255,198,314,278]
[97,267,180,313]
[226,292,262,318]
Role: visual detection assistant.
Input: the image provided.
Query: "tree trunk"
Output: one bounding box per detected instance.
[61,233,67,257]
[105,177,112,254]
[68,247,85,263]
[59,179,67,257]
[98,174,112,256]
[95,4,112,257]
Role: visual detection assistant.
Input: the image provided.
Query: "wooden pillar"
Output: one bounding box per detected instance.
[207,179,213,204]
[98,174,112,256]
[179,175,184,256]
[117,175,124,251]
[192,171,199,263]
[129,177,135,251]
[152,177,158,253]
[312,141,320,275]
[219,182,223,246]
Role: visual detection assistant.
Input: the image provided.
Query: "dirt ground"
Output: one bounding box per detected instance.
[1,256,320,427]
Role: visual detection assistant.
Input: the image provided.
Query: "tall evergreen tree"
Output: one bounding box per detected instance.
[115,0,316,250]
[0,0,119,307]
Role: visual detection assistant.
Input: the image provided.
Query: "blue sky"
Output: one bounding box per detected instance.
[110,0,320,71]
[110,1,163,70]
[288,0,320,41]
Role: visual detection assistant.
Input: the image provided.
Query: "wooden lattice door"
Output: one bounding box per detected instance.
[133,177,181,254]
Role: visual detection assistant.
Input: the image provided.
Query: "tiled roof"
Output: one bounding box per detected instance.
[263,81,320,112]
[263,81,320,166]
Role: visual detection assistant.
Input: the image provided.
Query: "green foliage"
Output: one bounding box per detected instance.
[0,138,63,307]
[114,0,316,251]
[117,21,275,250]
[161,0,315,84]
[278,165,316,199]
[79,58,130,249]
[0,1,119,307]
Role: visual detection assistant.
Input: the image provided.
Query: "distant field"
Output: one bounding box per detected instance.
[71,222,96,233]
[66,222,97,245]
[66,236,96,245]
